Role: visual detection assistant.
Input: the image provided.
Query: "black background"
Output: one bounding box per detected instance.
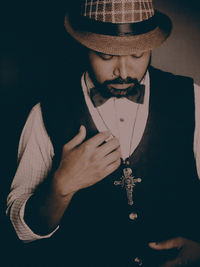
[0,1,200,265]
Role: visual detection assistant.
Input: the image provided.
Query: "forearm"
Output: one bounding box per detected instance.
[24,174,75,235]
[20,127,120,237]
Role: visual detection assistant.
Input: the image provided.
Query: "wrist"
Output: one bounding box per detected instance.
[52,171,77,199]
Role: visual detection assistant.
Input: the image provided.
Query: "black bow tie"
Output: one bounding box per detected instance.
[90,84,145,107]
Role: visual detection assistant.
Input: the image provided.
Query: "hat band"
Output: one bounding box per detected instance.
[70,11,158,37]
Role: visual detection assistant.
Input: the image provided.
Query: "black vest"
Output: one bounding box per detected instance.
[35,67,200,267]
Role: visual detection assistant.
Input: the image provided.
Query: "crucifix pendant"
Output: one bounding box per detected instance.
[114,162,142,206]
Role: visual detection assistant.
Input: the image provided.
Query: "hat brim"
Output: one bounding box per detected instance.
[64,11,172,56]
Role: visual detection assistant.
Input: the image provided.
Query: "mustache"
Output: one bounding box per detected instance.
[96,76,143,98]
[104,77,139,86]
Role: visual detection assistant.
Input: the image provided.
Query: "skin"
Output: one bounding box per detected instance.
[149,238,200,267]
[24,49,200,266]
[25,49,152,234]
[25,128,121,234]
[86,51,200,266]
[88,50,151,91]
[52,50,151,205]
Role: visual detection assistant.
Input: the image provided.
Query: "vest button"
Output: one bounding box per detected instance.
[129,212,138,221]
[134,256,143,266]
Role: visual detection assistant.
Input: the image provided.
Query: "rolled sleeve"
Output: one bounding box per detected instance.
[8,194,59,242]
[6,103,56,242]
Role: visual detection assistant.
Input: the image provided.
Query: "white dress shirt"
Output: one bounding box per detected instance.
[6,70,200,242]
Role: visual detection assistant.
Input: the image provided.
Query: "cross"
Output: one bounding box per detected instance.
[114,167,142,206]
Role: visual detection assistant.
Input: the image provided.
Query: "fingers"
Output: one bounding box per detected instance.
[64,129,114,152]
[149,237,184,250]
[102,149,121,167]
[149,238,185,267]
[96,137,121,158]
[86,131,112,147]
[104,158,121,176]
[64,125,86,150]
[150,238,200,267]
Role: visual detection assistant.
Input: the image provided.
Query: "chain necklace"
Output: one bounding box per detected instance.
[96,99,142,206]
[84,73,142,206]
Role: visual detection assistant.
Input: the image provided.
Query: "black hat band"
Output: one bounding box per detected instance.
[70,11,159,37]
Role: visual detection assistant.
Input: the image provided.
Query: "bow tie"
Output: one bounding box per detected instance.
[90,84,145,107]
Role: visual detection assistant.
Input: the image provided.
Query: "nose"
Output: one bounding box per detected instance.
[113,56,128,80]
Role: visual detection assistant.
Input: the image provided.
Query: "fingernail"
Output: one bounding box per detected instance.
[105,135,113,142]
[149,242,157,246]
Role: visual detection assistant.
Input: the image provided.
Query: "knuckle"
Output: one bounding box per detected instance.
[113,150,121,160]
[117,150,121,158]
[97,131,107,140]
[102,132,112,141]
[83,142,92,152]
[100,131,107,137]
[113,159,121,169]
[102,131,110,137]
[109,136,119,145]
[116,158,121,166]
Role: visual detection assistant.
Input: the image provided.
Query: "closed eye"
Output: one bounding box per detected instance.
[131,52,144,59]
[97,52,113,61]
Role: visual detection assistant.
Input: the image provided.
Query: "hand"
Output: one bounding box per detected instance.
[53,125,121,196]
[149,237,200,267]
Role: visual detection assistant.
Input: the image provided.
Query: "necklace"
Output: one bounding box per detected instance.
[84,72,142,206]
[96,98,142,206]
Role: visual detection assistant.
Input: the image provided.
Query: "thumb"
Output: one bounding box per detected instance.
[64,125,86,150]
[149,237,184,250]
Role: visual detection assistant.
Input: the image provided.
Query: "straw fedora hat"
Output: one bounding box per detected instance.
[64,0,172,55]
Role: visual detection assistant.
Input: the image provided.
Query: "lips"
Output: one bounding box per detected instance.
[109,83,134,89]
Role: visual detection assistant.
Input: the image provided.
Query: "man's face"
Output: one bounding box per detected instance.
[88,50,151,95]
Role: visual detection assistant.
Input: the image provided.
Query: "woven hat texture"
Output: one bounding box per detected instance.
[82,0,154,23]
[65,0,172,55]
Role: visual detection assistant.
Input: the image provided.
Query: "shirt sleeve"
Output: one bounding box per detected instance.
[194,83,200,179]
[6,103,58,243]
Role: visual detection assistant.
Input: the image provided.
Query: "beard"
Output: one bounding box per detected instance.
[87,52,152,98]
[88,74,146,99]
[100,77,141,98]
[88,63,150,99]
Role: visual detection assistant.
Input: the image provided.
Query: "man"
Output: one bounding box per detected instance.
[6,0,200,266]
